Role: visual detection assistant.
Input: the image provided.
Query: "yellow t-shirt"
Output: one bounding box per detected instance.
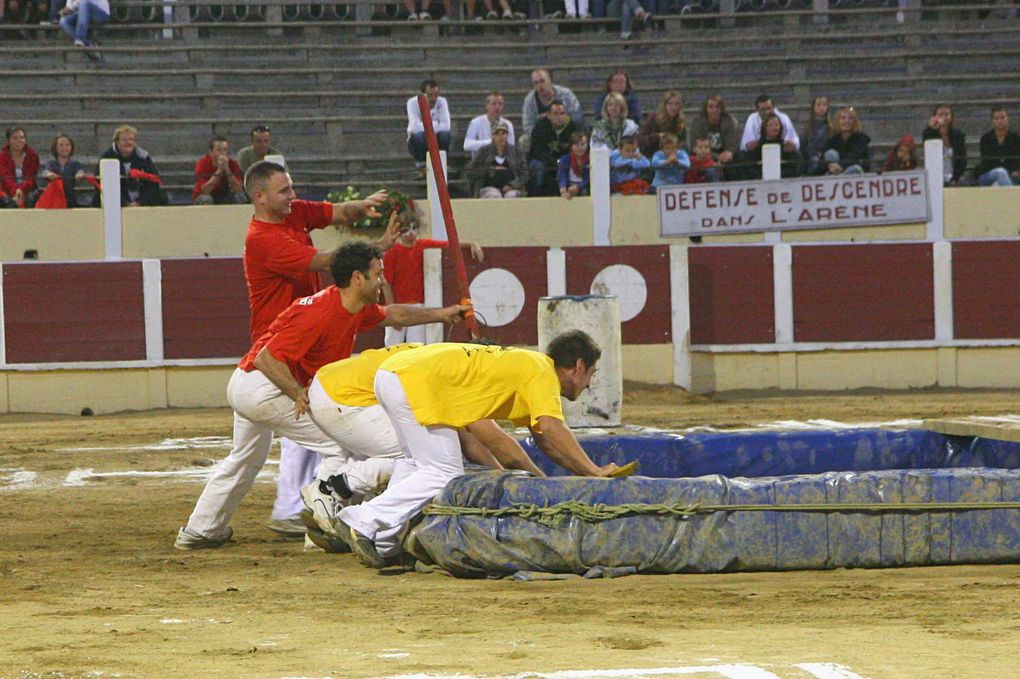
[379,342,565,429]
[316,343,422,406]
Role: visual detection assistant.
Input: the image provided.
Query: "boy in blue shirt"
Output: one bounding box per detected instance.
[651,132,691,190]
[609,135,650,195]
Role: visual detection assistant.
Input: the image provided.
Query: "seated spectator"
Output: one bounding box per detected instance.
[591,93,639,151]
[609,135,650,194]
[650,132,690,190]
[820,107,870,175]
[59,0,109,58]
[594,69,641,125]
[466,121,527,199]
[685,137,721,184]
[740,94,799,154]
[801,95,832,176]
[94,125,168,207]
[40,133,86,208]
[464,91,515,160]
[688,94,740,180]
[976,106,1020,187]
[922,103,966,186]
[193,136,245,205]
[564,0,589,18]
[0,127,41,208]
[558,132,590,199]
[40,0,64,25]
[237,125,278,174]
[521,68,584,152]
[527,99,579,196]
[741,113,800,178]
[402,0,435,19]
[637,90,686,158]
[607,0,651,39]
[881,134,919,173]
[407,79,451,173]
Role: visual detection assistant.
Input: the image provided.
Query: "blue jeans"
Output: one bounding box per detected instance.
[407,131,451,165]
[60,0,110,42]
[607,0,644,34]
[978,168,1015,187]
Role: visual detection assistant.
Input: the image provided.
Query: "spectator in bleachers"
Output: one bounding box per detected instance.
[688,95,739,180]
[564,0,590,19]
[609,135,650,194]
[41,133,86,208]
[406,79,451,175]
[637,90,686,158]
[685,137,720,184]
[819,107,870,175]
[521,68,584,152]
[402,0,435,19]
[558,131,590,199]
[922,103,966,186]
[800,95,832,176]
[591,92,639,151]
[464,91,515,160]
[39,0,64,25]
[527,99,579,196]
[94,125,168,207]
[193,136,245,205]
[238,125,278,175]
[59,0,109,55]
[466,121,527,198]
[740,94,799,154]
[593,69,641,125]
[741,113,800,178]
[0,127,41,208]
[606,0,651,40]
[976,106,1020,187]
[650,132,690,190]
[881,134,918,173]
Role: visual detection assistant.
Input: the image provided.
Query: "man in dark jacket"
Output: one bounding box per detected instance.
[526,100,578,196]
[976,106,1020,187]
[94,125,168,207]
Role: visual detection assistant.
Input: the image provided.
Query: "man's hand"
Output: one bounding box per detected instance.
[293,387,310,419]
[358,189,388,218]
[745,140,759,151]
[377,211,401,251]
[827,162,842,175]
[441,303,471,324]
[782,140,797,153]
[718,150,734,164]
[593,463,621,477]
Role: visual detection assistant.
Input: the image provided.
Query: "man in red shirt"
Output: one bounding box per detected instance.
[192,136,245,205]
[381,222,484,347]
[176,240,469,550]
[242,160,399,538]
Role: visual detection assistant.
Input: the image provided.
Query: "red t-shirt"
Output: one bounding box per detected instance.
[192,154,244,200]
[382,238,448,304]
[243,200,333,342]
[238,286,387,386]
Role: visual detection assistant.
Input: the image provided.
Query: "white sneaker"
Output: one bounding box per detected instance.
[266,515,306,538]
[73,39,86,47]
[300,481,340,534]
[174,526,233,550]
[418,10,432,19]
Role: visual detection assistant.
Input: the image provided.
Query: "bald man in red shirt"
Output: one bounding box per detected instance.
[176,240,468,550]
[242,160,400,538]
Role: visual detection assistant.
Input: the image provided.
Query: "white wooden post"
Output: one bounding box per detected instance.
[670,244,691,390]
[762,144,782,243]
[923,138,945,241]
[590,146,611,246]
[100,158,122,260]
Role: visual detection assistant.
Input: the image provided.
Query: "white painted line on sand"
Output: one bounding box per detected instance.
[795,663,870,679]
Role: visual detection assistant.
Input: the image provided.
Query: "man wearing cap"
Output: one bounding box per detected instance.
[463,91,516,160]
[465,120,528,199]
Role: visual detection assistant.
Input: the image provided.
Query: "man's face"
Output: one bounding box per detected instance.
[486,96,504,119]
[256,171,296,219]
[531,70,551,93]
[562,360,597,402]
[356,258,385,304]
[252,131,272,156]
[210,140,230,161]
[548,105,568,129]
[993,110,1009,132]
[426,86,440,106]
[116,132,137,157]
[756,99,774,120]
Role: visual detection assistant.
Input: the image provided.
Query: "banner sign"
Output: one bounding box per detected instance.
[658,171,930,237]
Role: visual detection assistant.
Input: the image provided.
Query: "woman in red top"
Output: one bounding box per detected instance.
[0,127,41,208]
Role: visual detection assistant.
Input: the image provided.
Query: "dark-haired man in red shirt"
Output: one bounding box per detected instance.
[176,240,469,550]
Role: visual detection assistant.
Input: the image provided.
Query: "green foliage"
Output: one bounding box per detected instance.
[326,186,420,231]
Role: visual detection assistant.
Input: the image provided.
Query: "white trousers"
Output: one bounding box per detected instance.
[307,375,402,496]
[271,439,320,520]
[185,368,345,538]
[340,369,464,557]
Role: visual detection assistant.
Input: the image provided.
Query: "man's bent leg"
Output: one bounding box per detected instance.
[270,438,320,521]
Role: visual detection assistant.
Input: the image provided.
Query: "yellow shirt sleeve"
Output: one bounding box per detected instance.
[316,343,422,407]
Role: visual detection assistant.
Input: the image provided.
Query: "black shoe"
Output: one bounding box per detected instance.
[326,473,353,500]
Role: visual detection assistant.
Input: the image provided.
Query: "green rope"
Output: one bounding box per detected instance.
[423,500,1020,527]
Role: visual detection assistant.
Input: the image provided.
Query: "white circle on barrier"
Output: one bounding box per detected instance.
[590,264,647,322]
[469,268,526,327]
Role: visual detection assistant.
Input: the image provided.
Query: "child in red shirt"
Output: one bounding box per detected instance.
[685,137,721,184]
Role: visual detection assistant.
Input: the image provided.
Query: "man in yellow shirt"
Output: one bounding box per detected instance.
[329,330,620,568]
[304,343,546,548]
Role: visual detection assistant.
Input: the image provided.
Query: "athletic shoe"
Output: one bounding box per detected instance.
[174,526,233,550]
[407,12,418,20]
[418,11,432,19]
[486,10,499,19]
[332,516,385,568]
[266,515,306,538]
[300,480,341,533]
[302,517,352,553]
[512,11,527,19]
[73,39,86,47]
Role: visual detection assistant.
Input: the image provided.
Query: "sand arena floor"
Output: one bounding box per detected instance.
[2,386,1020,678]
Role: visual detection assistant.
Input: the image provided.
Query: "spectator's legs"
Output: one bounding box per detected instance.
[407,132,428,167]
[73,0,109,43]
[564,0,577,16]
[842,164,864,175]
[527,159,546,195]
[47,0,63,21]
[705,166,721,183]
[436,130,451,152]
[478,186,503,198]
[465,0,477,18]
[822,148,841,174]
[978,168,1014,187]
[59,9,78,39]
